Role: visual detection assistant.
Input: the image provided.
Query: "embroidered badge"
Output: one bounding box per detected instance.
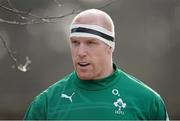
[112,89,126,115]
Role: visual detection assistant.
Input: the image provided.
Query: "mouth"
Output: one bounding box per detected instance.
[78,62,90,67]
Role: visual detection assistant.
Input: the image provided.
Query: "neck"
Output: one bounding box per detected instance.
[94,62,114,80]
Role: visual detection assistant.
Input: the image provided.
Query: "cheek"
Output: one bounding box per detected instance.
[96,49,108,59]
[95,51,109,66]
[70,48,76,57]
[70,50,76,63]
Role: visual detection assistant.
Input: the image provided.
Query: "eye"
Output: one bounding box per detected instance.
[87,40,98,45]
[71,39,79,46]
[87,41,94,45]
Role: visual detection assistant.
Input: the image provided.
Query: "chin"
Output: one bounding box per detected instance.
[77,72,92,80]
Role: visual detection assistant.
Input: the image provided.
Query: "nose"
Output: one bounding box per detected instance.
[77,44,87,58]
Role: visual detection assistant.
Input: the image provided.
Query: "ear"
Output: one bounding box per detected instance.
[107,46,114,54]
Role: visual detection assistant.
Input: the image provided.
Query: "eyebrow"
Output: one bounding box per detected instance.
[70,38,99,42]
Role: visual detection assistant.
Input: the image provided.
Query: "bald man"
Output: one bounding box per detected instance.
[24,9,169,120]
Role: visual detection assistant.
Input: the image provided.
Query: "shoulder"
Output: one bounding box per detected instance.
[119,69,161,98]
[118,69,168,119]
[24,72,75,120]
[34,72,75,102]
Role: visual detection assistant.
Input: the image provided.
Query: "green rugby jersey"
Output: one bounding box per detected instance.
[24,64,169,120]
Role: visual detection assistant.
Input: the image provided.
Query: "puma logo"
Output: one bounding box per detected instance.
[61,92,75,102]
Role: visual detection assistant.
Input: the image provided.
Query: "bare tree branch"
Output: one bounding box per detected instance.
[7,0,29,20]
[0,34,18,67]
[17,56,31,72]
[0,0,116,25]
[0,1,47,20]
[0,34,31,72]
[0,9,78,25]
[0,0,8,7]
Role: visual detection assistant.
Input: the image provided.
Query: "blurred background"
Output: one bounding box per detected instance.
[0,0,180,119]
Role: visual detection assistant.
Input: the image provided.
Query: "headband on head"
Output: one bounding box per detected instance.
[70,24,115,49]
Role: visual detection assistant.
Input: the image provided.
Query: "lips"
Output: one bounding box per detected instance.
[78,62,90,67]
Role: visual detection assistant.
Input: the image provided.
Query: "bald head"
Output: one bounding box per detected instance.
[71,9,114,34]
[70,9,115,49]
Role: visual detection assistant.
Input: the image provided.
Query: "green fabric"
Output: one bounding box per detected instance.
[24,64,168,120]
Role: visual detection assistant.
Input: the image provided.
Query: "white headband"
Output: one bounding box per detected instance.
[70,24,115,49]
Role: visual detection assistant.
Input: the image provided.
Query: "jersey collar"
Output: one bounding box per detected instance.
[73,63,121,91]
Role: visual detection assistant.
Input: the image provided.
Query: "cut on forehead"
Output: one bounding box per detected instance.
[71,9,114,33]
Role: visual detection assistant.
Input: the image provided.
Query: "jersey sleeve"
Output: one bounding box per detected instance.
[24,93,47,120]
[151,94,169,120]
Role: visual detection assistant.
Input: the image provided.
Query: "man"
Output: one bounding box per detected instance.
[24,9,169,120]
